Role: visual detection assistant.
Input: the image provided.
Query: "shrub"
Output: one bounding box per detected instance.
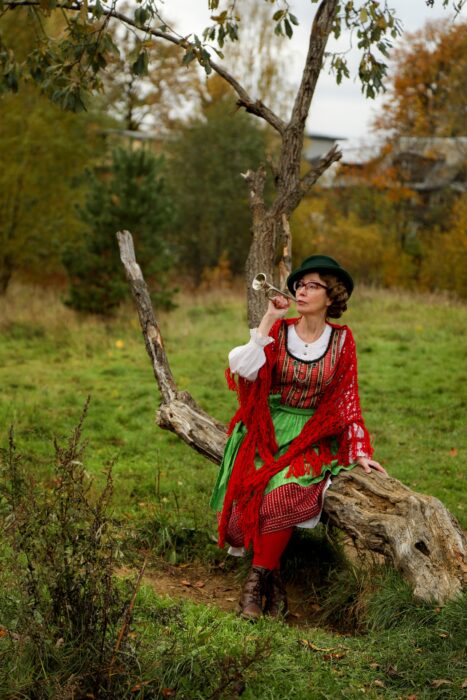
[0,400,139,698]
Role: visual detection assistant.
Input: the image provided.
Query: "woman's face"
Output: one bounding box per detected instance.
[294,272,331,318]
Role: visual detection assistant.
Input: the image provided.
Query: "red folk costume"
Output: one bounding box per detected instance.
[211,317,373,555]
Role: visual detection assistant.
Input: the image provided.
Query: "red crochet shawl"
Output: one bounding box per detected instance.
[218,318,373,550]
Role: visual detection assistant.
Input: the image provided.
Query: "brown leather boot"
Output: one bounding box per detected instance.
[239,566,268,620]
[263,569,288,618]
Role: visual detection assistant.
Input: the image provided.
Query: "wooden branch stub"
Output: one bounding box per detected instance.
[301,143,343,193]
[278,214,292,291]
[117,229,228,463]
[241,165,267,224]
[117,231,177,403]
[157,395,227,464]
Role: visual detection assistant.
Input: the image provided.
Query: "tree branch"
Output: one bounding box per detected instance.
[300,143,342,193]
[290,0,339,130]
[6,0,286,134]
[271,0,339,214]
[241,165,268,226]
[116,231,227,464]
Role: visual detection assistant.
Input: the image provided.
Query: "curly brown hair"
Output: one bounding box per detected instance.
[320,273,350,319]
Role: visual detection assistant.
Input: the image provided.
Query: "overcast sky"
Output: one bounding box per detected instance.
[162,1,465,147]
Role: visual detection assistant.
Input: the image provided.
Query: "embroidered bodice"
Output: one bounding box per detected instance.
[271,322,344,408]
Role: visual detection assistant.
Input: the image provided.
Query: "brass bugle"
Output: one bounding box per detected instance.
[251,273,296,302]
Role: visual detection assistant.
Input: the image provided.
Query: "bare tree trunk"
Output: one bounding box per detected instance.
[117,230,466,604]
[0,256,13,295]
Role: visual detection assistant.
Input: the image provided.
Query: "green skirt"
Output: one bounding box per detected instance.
[210,394,357,516]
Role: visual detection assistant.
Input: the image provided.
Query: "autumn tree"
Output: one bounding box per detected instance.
[374,19,467,137]
[1,0,450,322]
[0,11,109,293]
[342,19,467,291]
[100,25,203,133]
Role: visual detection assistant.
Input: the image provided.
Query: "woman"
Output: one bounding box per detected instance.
[210,255,387,620]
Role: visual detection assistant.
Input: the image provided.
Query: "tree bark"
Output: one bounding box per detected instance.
[117,231,466,605]
[0,257,13,295]
[117,231,227,463]
[325,469,466,604]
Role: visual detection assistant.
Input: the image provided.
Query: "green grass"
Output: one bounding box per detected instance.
[0,282,466,698]
[1,283,465,529]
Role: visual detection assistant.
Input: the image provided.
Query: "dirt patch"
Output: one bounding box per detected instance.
[139,560,325,627]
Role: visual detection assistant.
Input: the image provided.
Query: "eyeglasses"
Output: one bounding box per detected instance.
[293,280,328,293]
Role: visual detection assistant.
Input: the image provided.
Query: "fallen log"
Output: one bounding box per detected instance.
[117,230,466,604]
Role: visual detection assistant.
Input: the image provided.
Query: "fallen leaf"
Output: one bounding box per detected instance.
[299,640,335,652]
[449,448,458,457]
[0,628,8,638]
[406,695,417,700]
[430,679,452,688]
[131,681,151,692]
[438,632,449,638]
[373,680,385,688]
[162,689,176,697]
[386,665,401,678]
[181,580,191,587]
[462,679,467,689]
[194,580,205,588]
[369,663,380,670]
[225,597,235,602]
[322,652,346,661]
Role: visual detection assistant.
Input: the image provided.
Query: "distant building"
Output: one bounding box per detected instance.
[334,137,467,193]
[303,132,346,163]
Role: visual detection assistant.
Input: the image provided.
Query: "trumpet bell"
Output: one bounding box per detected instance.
[251,272,296,302]
[251,273,267,291]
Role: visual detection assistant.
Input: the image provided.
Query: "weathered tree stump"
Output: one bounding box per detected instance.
[117,230,466,604]
[325,469,466,603]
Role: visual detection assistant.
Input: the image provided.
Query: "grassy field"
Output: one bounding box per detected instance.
[0,282,466,698]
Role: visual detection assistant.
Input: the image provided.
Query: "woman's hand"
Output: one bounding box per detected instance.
[356,457,388,476]
[266,295,291,319]
[257,296,291,338]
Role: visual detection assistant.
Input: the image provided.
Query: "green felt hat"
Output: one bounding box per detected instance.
[287,255,354,297]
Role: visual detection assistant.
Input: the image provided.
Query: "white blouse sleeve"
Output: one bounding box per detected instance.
[228,329,274,382]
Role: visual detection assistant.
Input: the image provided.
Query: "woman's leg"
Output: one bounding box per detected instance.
[240,527,293,619]
[252,527,293,570]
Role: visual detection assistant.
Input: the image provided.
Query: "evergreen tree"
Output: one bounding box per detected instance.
[64,147,174,314]
[166,84,270,281]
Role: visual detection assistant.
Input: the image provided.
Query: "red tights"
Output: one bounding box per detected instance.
[252,527,293,570]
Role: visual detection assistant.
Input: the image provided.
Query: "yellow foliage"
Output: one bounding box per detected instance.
[199,251,233,292]
[291,200,413,288]
[419,195,467,298]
